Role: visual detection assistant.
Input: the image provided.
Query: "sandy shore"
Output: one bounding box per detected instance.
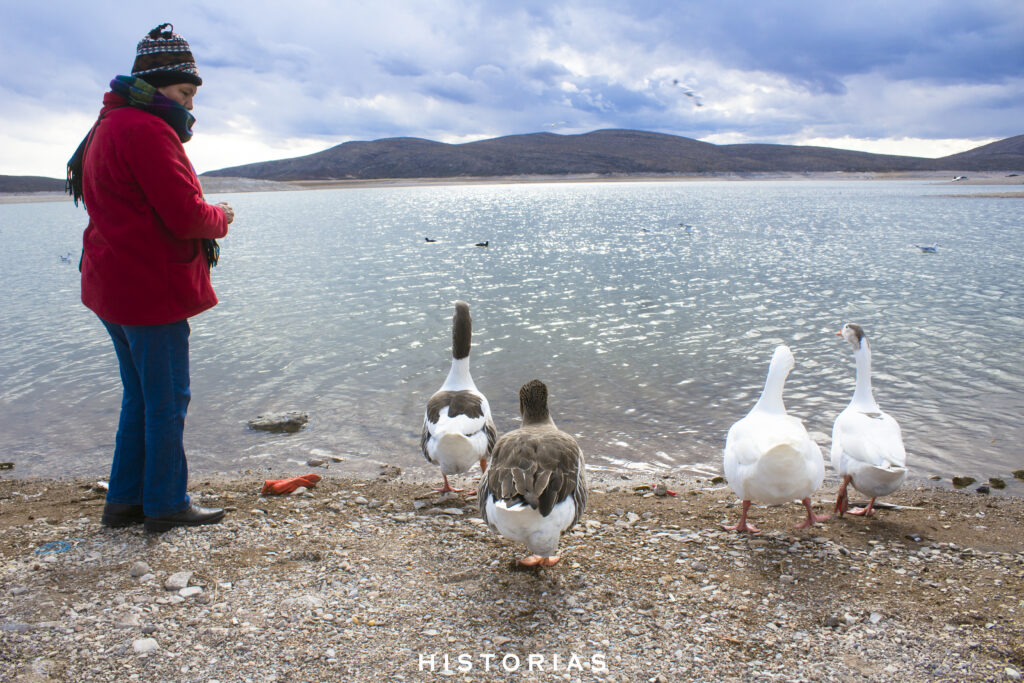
[1,469,1021,682]
[2,171,1021,204]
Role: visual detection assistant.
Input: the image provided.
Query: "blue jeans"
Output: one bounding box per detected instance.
[100,318,192,517]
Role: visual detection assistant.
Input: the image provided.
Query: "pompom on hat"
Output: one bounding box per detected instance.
[131,23,203,87]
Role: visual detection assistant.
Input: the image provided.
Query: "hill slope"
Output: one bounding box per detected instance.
[933,134,1024,171]
[0,175,66,193]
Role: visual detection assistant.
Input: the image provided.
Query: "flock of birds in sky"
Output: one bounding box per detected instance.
[421,302,908,567]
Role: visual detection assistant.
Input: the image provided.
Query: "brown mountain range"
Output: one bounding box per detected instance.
[4,130,1022,192]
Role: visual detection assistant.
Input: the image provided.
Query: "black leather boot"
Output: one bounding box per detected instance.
[144,503,225,532]
[101,502,145,528]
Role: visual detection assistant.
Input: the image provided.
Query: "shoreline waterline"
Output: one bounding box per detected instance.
[2,169,1022,204]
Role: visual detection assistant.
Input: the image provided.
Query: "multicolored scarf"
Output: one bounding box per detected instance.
[108,75,196,142]
[67,76,196,207]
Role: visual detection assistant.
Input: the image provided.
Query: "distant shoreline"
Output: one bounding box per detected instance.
[2,170,1022,203]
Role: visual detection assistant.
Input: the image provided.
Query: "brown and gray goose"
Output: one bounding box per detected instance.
[478,380,587,566]
[421,301,497,493]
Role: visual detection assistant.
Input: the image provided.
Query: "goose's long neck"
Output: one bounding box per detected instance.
[851,346,878,411]
[754,365,788,415]
[443,301,475,390]
[442,357,474,390]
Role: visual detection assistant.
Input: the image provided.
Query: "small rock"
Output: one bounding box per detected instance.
[1,622,31,633]
[378,464,401,480]
[129,561,151,578]
[869,612,884,625]
[844,613,859,626]
[1006,667,1021,681]
[132,638,159,655]
[1013,470,1024,481]
[976,485,990,495]
[929,475,942,481]
[9,586,29,596]
[988,478,1006,490]
[141,624,158,635]
[164,571,193,591]
[951,476,976,488]
[440,507,464,516]
[179,586,203,598]
[354,496,369,505]
[306,458,328,468]
[117,613,142,629]
[282,595,324,610]
[710,476,725,484]
[247,411,309,433]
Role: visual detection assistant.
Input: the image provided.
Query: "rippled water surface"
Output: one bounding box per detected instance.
[2,180,1021,490]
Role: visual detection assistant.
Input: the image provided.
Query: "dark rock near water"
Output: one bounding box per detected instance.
[988,478,1006,490]
[247,411,309,433]
[951,476,976,488]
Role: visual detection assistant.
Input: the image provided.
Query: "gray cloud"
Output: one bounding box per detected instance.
[0,0,1021,175]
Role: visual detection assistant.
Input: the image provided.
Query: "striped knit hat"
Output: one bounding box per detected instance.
[131,23,203,87]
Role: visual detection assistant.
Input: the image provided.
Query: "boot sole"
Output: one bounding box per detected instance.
[101,516,143,528]
[144,510,226,533]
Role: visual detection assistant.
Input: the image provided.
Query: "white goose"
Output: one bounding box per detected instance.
[832,323,907,517]
[723,345,828,533]
[421,301,497,493]
[479,380,587,566]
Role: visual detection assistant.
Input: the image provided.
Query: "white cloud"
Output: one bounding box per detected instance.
[0,1,1020,176]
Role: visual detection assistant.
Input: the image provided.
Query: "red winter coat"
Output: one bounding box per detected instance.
[80,92,228,325]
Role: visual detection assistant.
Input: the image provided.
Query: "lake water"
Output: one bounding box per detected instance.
[2,179,1021,493]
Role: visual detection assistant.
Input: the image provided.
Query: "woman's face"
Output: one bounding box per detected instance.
[157,83,198,110]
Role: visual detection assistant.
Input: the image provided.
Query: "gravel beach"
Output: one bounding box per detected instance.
[1,470,1022,682]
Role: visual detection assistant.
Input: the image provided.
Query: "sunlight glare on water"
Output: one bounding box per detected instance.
[1,179,1021,490]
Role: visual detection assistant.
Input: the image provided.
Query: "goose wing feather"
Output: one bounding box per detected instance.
[832,408,906,473]
[480,428,586,527]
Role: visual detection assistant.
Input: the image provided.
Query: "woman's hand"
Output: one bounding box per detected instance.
[216,202,235,225]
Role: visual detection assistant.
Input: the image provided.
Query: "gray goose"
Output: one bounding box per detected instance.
[478,380,587,566]
[421,301,497,493]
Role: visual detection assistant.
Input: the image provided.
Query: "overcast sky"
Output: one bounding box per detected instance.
[2,0,1022,176]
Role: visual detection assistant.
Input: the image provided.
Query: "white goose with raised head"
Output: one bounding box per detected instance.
[832,323,907,517]
[479,380,587,567]
[421,301,497,493]
[722,345,828,533]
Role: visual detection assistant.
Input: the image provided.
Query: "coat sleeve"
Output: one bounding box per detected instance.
[123,118,229,241]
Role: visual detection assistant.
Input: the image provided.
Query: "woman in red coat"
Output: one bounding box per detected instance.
[70,24,234,532]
